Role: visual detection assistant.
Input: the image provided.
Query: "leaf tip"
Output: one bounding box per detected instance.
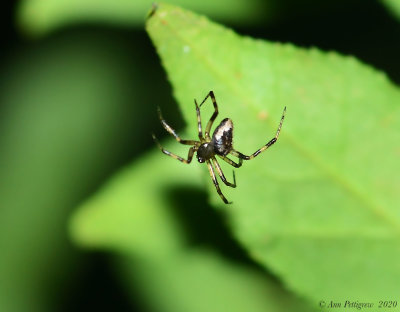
[68,199,102,249]
[146,2,159,20]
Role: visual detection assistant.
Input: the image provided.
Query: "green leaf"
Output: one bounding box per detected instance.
[16,0,268,37]
[70,150,203,257]
[0,33,148,311]
[120,251,313,312]
[145,2,400,308]
[381,0,400,21]
[71,150,313,312]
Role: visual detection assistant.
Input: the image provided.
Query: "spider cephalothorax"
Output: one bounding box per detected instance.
[152,91,286,204]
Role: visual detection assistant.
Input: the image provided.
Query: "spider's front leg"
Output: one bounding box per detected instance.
[194,99,204,140]
[211,158,236,188]
[152,134,197,164]
[206,160,230,204]
[218,155,243,168]
[199,91,219,139]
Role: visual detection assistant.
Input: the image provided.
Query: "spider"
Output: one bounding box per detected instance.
[152,91,286,204]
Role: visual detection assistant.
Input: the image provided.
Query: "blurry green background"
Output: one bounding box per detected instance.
[0,0,399,311]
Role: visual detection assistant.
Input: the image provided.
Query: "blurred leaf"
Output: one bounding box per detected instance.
[381,0,400,20]
[71,150,313,312]
[17,0,268,37]
[122,250,313,312]
[0,32,145,311]
[144,2,400,308]
[70,150,202,257]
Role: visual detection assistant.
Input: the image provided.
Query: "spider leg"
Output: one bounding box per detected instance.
[194,99,203,140]
[231,106,286,160]
[211,157,236,188]
[218,155,243,168]
[152,134,196,164]
[206,160,230,204]
[157,107,199,146]
[199,91,218,139]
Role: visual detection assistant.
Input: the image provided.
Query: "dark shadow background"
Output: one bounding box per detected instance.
[0,1,399,311]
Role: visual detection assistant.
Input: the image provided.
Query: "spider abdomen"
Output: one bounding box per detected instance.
[212,118,233,156]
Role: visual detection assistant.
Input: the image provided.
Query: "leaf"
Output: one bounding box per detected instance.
[70,150,202,257]
[145,2,400,308]
[381,0,400,21]
[0,33,149,311]
[70,150,313,312]
[120,250,313,312]
[16,0,268,37]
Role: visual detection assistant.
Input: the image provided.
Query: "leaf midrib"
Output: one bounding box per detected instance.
[147,6,400,233]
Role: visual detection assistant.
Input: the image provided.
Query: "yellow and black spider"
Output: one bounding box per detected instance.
[152,91,286,204]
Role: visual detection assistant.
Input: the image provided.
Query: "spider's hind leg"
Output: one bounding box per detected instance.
[152,134,196,164]
[157,107,199,146]
[231,106,286,160]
